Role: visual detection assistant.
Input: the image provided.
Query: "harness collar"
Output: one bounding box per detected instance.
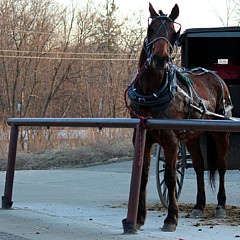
[128,65,177,111]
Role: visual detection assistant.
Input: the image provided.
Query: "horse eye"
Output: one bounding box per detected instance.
[147,27,154,36]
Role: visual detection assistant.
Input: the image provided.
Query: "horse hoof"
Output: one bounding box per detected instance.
[216,206,226,218]
[161,223,176,232]
[136,223,143,230]
[190,209,203,218]
[122,218,137,234]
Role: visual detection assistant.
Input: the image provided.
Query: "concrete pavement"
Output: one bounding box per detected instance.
[0,160,240,240]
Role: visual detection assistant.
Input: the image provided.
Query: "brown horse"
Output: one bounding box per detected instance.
[127,3,233,232]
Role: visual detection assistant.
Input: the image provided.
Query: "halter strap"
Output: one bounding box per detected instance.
[146,36,174,53]
[145,15,181,67]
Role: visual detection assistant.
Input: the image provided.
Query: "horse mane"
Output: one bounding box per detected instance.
[138,41,147,70]
[159,10,165,16]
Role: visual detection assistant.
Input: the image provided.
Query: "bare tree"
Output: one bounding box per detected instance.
[0,0,63,118]
[0,0,145,121]
[210,0,237,26]
[233,0,240,25]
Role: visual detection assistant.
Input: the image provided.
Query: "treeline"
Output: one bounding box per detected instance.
[0,0,145,122]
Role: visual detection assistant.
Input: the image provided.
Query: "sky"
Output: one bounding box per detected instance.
[59,0,238,32]
[113,0,237,30]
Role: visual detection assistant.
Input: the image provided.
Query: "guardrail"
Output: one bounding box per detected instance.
[3,117,240,234]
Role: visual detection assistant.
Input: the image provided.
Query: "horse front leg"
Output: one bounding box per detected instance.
[161,142,178,232]
[136,140,152,229]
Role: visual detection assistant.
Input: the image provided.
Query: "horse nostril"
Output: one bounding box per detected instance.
[152,55,168,70]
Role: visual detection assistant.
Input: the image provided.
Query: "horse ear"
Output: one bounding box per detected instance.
[149,2,158,17]
[169,4,179,21]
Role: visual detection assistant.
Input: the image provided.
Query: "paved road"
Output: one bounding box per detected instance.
[0,160,240,240]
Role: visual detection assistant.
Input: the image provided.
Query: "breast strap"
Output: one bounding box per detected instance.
[128,68,177,111]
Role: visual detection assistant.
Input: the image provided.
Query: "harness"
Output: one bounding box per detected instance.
[127,15,180,113]
[177,67,233,119]
[128,66,177,111]
[127,65,233,120]
[125,14,233,122]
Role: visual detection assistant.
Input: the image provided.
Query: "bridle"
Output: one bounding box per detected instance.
[125,14,182,118]
[144,15,181,70]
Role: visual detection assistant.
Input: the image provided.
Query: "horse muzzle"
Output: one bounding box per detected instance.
[151,54,169,70]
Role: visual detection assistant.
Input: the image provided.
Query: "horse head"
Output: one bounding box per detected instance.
[145,3,180,70]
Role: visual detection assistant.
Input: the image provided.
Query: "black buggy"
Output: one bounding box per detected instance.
[156,27,240,207]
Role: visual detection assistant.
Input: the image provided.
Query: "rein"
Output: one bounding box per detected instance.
[124,61,151,167]
[124,62,152,124]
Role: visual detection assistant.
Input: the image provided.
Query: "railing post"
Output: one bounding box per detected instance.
[122,124,146,233]
[2,125,19,209]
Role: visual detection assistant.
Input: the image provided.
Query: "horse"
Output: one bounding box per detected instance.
[126,3,233,232]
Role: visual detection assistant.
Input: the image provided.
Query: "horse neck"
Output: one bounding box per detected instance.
[138,62,165,95]
[137,46,165,95]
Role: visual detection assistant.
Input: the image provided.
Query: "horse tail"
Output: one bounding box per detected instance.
[206,133,217,189]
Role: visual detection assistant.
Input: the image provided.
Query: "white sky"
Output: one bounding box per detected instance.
[113,0,236,30]
[60,0,238,31]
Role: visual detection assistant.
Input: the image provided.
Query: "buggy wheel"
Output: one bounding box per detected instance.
[155,141,186,208]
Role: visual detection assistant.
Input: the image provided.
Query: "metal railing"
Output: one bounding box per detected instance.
[3,117,240,233]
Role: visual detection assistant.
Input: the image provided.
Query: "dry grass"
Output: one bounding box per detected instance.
[0,127,134,170]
